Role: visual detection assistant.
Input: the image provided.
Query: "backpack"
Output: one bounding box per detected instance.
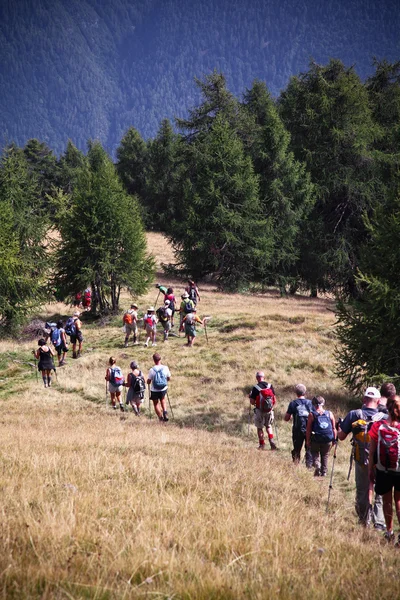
[188,287,197,302]
[166,294,175,311]
[377,423,400,473]
[157,306,169,322]
[293,400,311,434]
[130,371,146,399]
[144,315,154,327]
[152,366,167,390]
[109,366,124,387]
[123,312,133,325]
[50,327,62,347]
[255,384,275,412]
[311,410,334,444]
[64,317,77,336]
[351,409,387,466]
[183,299,194,314]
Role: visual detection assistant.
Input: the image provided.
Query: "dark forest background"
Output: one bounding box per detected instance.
[1,0,399,154]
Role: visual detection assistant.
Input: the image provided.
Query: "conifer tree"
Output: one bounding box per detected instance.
[167,115,270,290]
[116,127,148,199]
[0,147,49,333]
[55,142,154,313]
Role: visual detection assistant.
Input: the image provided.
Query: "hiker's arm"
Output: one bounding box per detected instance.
[306,414,313,447]
[330,412,337,442]
[124,373,131,388]
[105,368,110,381]
[284,412,291,422]
[337,429,347,441]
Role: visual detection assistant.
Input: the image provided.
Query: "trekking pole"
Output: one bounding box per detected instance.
[326,440,338,513]
[154,290,161,309]
[166,390,174,420]
[148,384,152,420]
[105,381,108,407]
[347,447,354,481]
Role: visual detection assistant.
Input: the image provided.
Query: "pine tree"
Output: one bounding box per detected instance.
[116,127,148,199]
[167,115,270,290]
[0,146,49,333]
[55,142,154,313]
[336,192,400,393]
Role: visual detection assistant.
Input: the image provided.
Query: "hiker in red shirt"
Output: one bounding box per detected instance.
[369,395,400,544]
[249,371,277,451]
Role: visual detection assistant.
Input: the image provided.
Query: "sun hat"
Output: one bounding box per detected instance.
[182,292,189,299]
[131,303,138,309]
[147,306,155,312]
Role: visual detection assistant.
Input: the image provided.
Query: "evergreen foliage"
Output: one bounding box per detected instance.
[54,142,154,313]
[0,147,49,332]
[335,193,400,392]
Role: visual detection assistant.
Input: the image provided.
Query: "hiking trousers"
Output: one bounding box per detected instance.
[354,462,385,528]
[292,431,313,468]
[310,441,331,476]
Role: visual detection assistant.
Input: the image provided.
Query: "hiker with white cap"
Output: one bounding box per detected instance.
[179,292,195,328]
[248,371,277,450]
[156,300,172,341]
[123,303,139,347]
[338,386,387,528]
[143,306,157,347]
[64,310,83,358]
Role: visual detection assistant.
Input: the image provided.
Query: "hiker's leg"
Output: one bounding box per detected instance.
[47,370,52,387]
[257,428,265,446]
[266,414,275,449]
[291,433,302,464]
[304,435,313,469]
[152,399,163,419]
[373,493,386,530]
[382,491,394,532]
[394,490,400,527]
[310,441,320,474]
[355,462,371,525]
[116,390,124,410]
[320,443,331,476]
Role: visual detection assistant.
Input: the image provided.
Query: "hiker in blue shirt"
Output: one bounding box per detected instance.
[147,352,171,422]
[284,383,313,468]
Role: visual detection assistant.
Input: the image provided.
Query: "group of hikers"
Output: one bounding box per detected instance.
[33,279,400,546]
[249,372,400,546]
[122,281,205,348]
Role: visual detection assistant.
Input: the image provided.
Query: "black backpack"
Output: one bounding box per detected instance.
[130,371,146,399]
[157,306,169,322]
[188,287,197,302]
[293,399,311,434]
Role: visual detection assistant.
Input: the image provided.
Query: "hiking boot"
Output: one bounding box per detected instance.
[258,443,266,450]
[163,411,169,422]
[144,341,149,347]
[384,531,395,543]
[124,342,128,348]
[314,468,321,477]
[59,360,66,366]
[119,403,124,412]
[112,405,117,410]
[159,416,164,422]
[152,343,157,347]
[270,441,277,451]
[73,351,77,359]
[77,350,81,358]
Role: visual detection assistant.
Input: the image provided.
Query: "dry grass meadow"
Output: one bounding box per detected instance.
[0,232,398,599]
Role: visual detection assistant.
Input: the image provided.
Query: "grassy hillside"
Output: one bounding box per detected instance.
[0,233,397,599]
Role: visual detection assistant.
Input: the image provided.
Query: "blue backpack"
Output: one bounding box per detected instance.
[64,317,77,336]
[109,366,125,387]
[152,366,167,390]
[50,327,62,347]
[312,410,334,444]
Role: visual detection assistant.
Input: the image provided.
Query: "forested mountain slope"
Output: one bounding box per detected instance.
[1,0,399,154]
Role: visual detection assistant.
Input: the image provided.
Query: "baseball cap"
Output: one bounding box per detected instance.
[364,386,381,399]
[164,299,170,305]
[73,311,80,316]
[256,371,264,379]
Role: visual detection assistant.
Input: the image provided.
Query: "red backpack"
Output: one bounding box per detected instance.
[377,423,400,472]
[255,384,276,413]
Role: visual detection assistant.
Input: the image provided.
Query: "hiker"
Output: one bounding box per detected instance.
[82,288,92,311]
[338,386,387,529]
[156,300,172,341]
[249,371,277,450]
[143,306,157,347]
[164,287,176,327]
[123,303,139,347]
[73,291,82,308]
[65,311,83,358]
[368,396,400,544]
[50,320,68,366]
[125,360,146,415]
[186,280,200,306]
[378,382,396,414]
[34,338,56,388]
[180,308,204,347]
[284,384,313,467]
[105,357,125,411]
[147,352,171,422]
[179,292,195,328]
[306,396,336,477]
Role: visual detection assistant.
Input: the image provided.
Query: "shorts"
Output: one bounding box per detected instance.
[161,321,171,332]
[185,324,196,337]
[150,390,167,401]
[70,331,83,344]
[125,323,138,335]
[145,325,156,335]
[375,468,400,495]
[55,343,68,356]
[254,408,274,429]
[108,383,123,394]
